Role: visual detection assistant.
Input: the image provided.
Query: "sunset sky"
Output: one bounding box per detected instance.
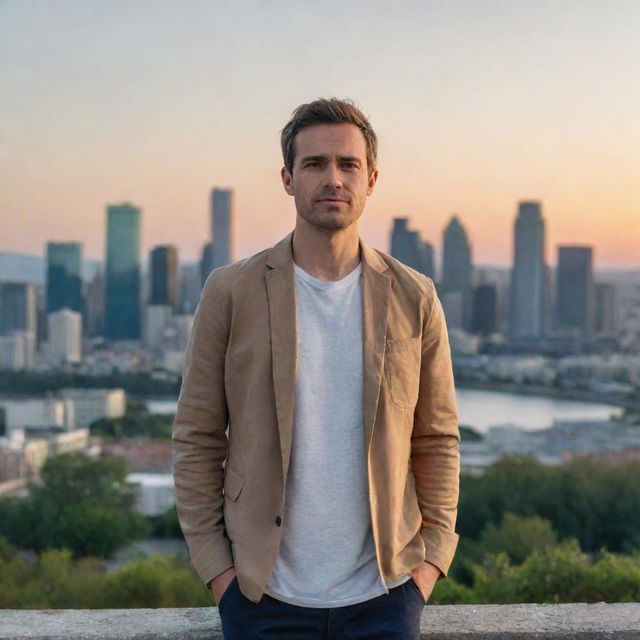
[2,0,638,269]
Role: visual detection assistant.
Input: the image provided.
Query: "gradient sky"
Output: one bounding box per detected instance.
[1,0,638,268]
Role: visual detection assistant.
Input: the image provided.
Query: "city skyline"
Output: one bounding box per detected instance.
[2,1,639,267]
[0,196,627,275]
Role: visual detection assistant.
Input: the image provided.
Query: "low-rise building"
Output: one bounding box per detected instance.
[59,388,126,428]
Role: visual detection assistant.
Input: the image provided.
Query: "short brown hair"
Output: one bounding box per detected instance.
[281,98,378,176]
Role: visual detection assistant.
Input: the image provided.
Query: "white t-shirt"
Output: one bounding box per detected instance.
[265,261,409,608]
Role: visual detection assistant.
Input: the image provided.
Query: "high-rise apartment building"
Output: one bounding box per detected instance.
[0,282,37,370]
[149,245,178,309]
[46,242,83,314]
[85,270,105,338]
[594,282,618,336]
[471,285,498,335]
[47,308,82,364]
[509,201,546,338]
[179,264,201,315]
[200,242,215,287]
[0,333,36,370]
[0,282,37,336]
[556,246,594,336]
[442,215,473,330]
[390,218,435,279]
[105,203,141,341]
[210,188,234,269]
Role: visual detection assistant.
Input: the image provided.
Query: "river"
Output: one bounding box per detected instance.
[146,388,622,434]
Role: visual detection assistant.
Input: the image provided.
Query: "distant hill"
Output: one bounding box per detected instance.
[0,252,44,284]
[0,252,103,284]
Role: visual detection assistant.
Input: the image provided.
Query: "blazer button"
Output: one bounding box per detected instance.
[275,516,282,527]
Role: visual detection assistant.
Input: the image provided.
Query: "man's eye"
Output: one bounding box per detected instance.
[305,161,321,168]
[342,162,358,169]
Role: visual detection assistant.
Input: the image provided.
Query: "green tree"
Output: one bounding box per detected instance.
[148,505,183,538]
[556,457,640,553]
[477,512,558,564]
[457,455,640,555]
[103,555,210,608]
[0,453,149,557]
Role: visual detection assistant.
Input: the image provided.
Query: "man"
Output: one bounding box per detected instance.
[173,98,460,639]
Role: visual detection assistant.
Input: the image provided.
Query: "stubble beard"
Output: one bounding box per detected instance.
[296,197,362,232]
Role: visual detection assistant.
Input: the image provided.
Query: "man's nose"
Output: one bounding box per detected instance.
[323,164,343,189]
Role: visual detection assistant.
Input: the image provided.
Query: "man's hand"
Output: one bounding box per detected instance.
[410,561,441,603]
[209,566,237,605]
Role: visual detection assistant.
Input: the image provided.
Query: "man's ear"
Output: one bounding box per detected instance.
[367,167,379,196]
[281,166,294,196]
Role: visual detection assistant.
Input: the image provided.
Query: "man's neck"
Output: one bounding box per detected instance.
[291,218,361,282]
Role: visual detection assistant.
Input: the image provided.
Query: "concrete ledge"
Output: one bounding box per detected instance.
[1,604,639,639]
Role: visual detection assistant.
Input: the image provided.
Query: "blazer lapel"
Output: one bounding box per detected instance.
[265,232,297,483]
[360,239,392,453]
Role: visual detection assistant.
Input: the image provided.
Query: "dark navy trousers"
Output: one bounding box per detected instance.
[218,577,425,639]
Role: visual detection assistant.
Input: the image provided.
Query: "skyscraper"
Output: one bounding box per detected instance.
[200,242,215,287]
[0,282,37,336]
[105,203,141,341]
[47,308,82,364]
[46,242,82,313]
[390,218,435,279]
[594,282,617,335]
[471,285,498,336]
[509,201,546,338]
[179,264,201,315]
[85,269,105,338]
[442,215,473,330]
[211,188,234,269]
[556,246,594,336]
[149,245,178,309]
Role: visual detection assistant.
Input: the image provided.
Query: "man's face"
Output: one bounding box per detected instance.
[281,123,378,231]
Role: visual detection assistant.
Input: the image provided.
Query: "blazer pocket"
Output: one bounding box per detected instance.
[223,465,245,501]
[384,336,421,408]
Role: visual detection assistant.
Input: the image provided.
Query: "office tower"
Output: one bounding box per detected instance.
[390,218,436,279]
[421,240,435,280]
[85,270,105,337]
[475,267,511,334]
[509,201,546,338]
[556,246,594,335]
[0,282,37,336]
[144,305,173,351]
[200,242,215,287]
[105,203,141,341]
[441,291,465,330]
[179,264,201,315]
[442,215,473,330]
[472,284,498,335]
[211,188,234,268]
[594,282,617,335]
[149,245,178,309]
[47,308,82,364]
[46,242,82,313]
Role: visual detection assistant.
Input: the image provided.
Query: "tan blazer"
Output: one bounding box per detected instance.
[172,231,460,603]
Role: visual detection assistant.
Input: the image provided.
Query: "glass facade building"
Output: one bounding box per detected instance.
[149,245,178,308]
[210,188,234,269]
[105,203,141,341]
[509,201,546,338]
[46,242,82,313]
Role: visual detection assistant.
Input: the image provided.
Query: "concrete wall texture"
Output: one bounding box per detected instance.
[1,603,639,639]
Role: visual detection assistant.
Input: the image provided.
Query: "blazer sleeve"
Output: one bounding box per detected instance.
[411,276,461,578]
[172,269,233,587]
